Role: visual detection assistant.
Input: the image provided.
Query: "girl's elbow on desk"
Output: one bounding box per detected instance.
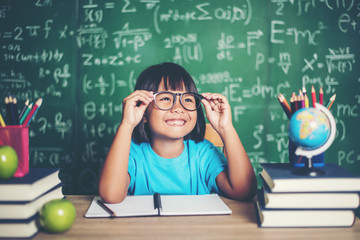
[226,183,257,201]
[217,172,257,201]
[237,171,258,201]
[99,182,129,204]
[99,189,127,204]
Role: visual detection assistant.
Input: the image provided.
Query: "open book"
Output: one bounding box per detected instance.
[85,194,232,218]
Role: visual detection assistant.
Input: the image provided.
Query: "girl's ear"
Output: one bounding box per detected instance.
[143,107,150,123]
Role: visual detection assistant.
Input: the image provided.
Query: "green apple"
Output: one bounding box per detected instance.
[39,199,76,233]
[0,145,18,179]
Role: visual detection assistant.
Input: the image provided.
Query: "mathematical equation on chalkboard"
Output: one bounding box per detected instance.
[0,0,359,194]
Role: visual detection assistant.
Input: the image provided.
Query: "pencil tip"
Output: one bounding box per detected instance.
[36,98,43,105]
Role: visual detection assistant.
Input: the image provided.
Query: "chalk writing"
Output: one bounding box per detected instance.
[1,0,358,195]
[325,47,355,73]
[113,23,152,51]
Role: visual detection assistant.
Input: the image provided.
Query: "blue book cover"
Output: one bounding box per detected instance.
[0,214,39,238]
[260,163,360,192]
[0,168,61,201]
[0,184,64,220]
[0,168,59,185]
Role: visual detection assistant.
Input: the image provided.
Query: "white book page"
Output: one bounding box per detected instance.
[85,196,158,217]
[160,194,232,216]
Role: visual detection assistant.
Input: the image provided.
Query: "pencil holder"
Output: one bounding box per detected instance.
[288,138,324,167]
[0,126,29,177]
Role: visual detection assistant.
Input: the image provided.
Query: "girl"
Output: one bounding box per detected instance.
[99,62,257,203]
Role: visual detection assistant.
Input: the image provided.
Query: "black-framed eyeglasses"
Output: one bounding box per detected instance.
[153,91,204,111]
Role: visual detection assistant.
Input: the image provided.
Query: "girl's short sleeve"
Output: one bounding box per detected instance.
[197,140,228,193]
[127,141,137,194]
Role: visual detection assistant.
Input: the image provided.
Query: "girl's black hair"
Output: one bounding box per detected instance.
[132,62,206,143]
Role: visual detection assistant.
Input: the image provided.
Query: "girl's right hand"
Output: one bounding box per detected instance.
[121,90,154,128]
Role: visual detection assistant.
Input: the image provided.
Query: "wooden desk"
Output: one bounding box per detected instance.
[34,195,360,240]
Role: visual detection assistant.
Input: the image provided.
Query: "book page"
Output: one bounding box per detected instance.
[85,196,158,217]
[160,194,232,216]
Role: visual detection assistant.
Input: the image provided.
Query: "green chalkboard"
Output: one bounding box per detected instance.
[0,0,359,194]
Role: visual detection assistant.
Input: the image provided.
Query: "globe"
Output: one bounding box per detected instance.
[288,108,330,150]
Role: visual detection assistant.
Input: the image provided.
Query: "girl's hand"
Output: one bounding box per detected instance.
[201,93,232,135]
[121,90,153,128]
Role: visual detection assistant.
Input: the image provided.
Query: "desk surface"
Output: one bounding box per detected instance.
[34,195,360,240]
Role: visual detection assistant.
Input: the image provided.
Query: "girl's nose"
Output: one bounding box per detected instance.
[170,96,185,113]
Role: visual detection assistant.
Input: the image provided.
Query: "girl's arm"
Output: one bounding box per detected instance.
[99,91,153,203]
[201,93,257,201]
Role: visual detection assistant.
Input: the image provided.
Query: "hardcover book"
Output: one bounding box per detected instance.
[259,181,360,209]
[0,168,61,201]
[0,184,63,219]
[0,215,39,238]
[260,163,360,192]
[255,191,356,228]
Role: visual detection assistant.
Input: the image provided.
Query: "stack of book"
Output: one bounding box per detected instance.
[0,168,63,238]
[255,163,360,228]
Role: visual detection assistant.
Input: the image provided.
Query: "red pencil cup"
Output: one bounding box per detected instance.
[288,138,325,167]
[0,126,29,177]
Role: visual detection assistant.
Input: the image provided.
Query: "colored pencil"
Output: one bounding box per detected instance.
[304,93,309,108]
[12,97,19,125]
[298,90,305,108]
[18,99,29,120]
[5,97,12,125]
[22,98,43,126]
[290,95,296,115]
[20,103,33,125]
[326,94,336,110]
[0,112,5,127]
[311,85,316,108]
[292,93,298,112]
[3,96,10,126]
[319,86,324,105]
[297,94,303,110]
[8,96,17,125]
[279,93,291,113]
[277,94,291,119]
[302,86,309,108]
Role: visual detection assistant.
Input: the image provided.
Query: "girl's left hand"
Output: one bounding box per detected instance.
[201,93,232,135]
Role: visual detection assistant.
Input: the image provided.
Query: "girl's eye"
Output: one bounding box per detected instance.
[160,97,171,102]
[184,98,194,103]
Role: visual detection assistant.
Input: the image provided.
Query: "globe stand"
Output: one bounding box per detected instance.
[291,103,336,177]
[292,157,325,177]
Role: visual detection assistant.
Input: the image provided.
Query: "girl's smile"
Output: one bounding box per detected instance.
[165,119,186,126]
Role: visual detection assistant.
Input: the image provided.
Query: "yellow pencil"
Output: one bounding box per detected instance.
[304,94,309,108]
[302,86,309,108]
[0,112,5,127]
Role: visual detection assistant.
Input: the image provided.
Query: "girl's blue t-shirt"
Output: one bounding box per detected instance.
[127,139,228,195]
